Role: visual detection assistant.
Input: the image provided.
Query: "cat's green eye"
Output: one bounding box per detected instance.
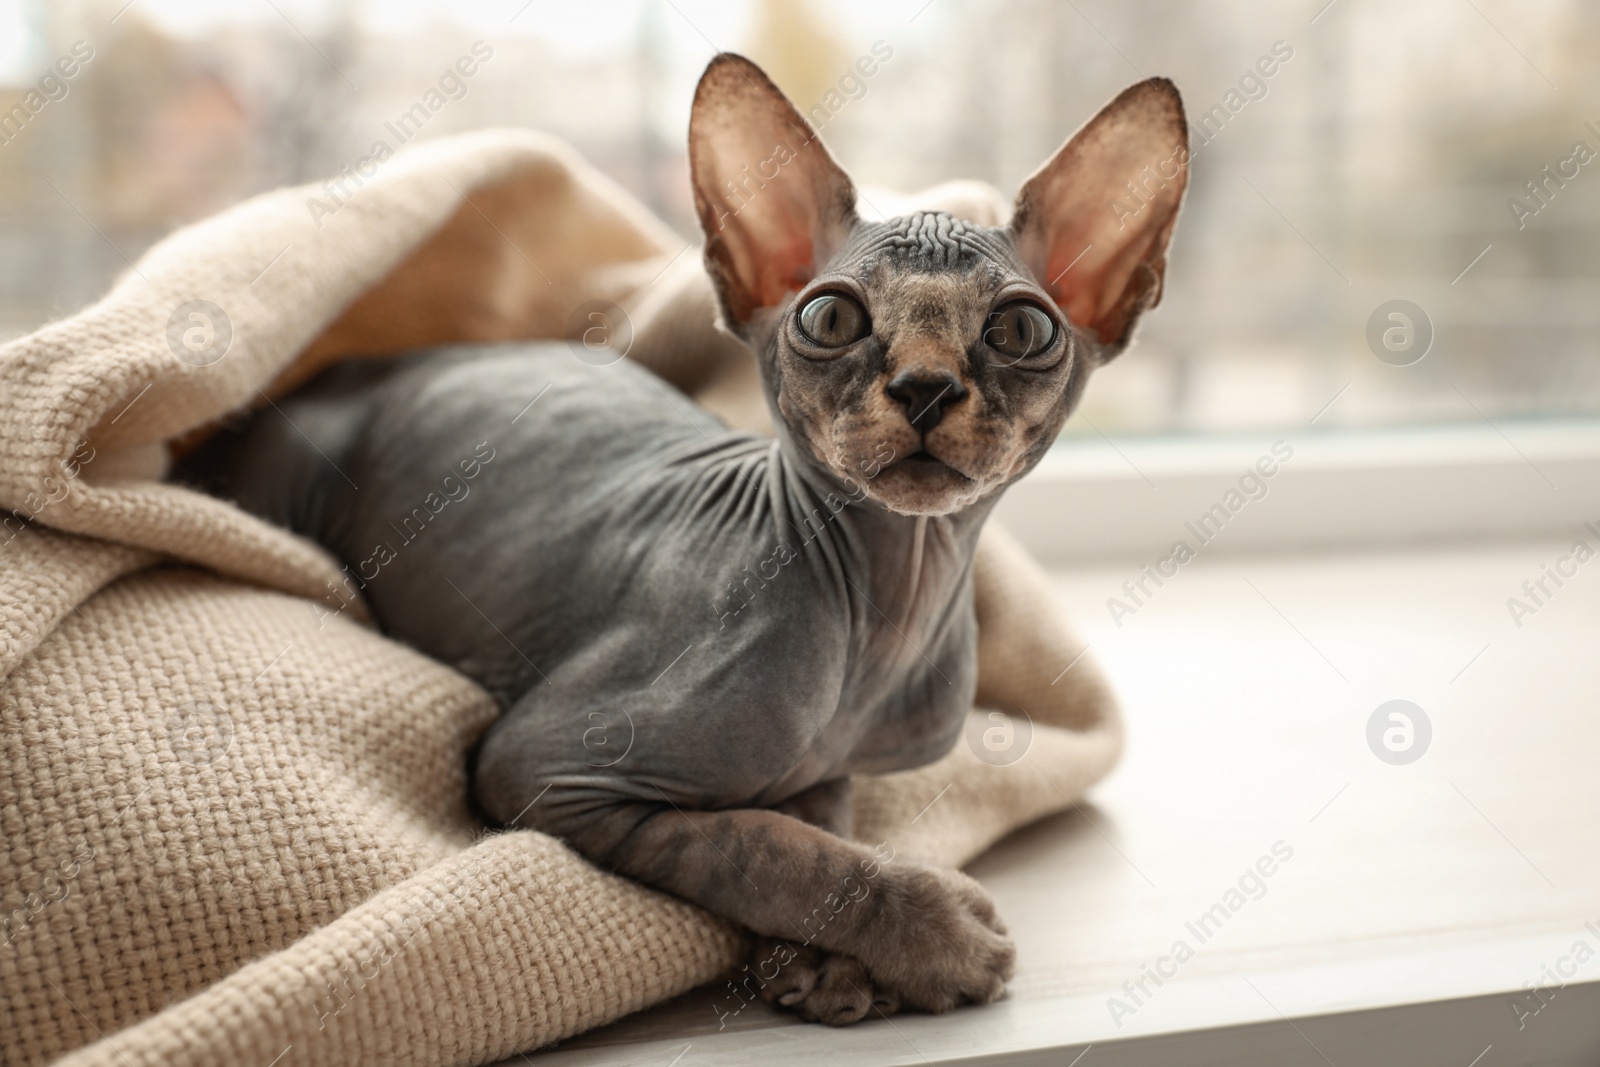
[984,301,1058,365]
[797,293,870,348]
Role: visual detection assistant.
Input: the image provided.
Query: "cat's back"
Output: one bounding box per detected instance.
[346,342,722,475]
[226,343,794,702]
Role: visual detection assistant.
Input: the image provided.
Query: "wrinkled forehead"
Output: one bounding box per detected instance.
[824,211,1031,333]
[832,211,1028,279]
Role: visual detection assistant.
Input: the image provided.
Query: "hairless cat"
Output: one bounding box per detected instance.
[180,54,1189,1025]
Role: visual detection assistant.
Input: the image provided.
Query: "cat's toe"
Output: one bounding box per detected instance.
[752,938,822,1007]
[795,954,879,1026]
[749,938,897,1026]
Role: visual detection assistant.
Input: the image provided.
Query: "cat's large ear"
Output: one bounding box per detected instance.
[1010,78,1188,356]
[689,53,858,333]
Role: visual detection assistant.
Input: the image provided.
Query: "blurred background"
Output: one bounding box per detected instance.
[3,0,1598,438]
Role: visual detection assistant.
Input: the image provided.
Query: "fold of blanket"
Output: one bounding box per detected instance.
[0,129,1121,1067]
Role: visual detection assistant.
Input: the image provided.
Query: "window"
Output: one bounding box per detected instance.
[6,0,1595,434]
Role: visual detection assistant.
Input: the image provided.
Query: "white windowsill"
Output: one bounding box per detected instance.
[999,420,1600,564]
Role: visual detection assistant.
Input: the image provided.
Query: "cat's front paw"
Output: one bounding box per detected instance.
[749,938,900,1026]
[854,863,1016,1013]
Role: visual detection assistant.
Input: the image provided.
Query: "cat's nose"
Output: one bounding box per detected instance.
[885,369,967,434]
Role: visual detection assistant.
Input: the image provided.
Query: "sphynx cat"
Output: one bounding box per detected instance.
[181,54,1188,1025]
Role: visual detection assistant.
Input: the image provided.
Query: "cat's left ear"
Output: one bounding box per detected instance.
[689,53,858,335]
[1010,78,1189,357]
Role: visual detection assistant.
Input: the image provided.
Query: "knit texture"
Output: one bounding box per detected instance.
[0,130,1122,1067]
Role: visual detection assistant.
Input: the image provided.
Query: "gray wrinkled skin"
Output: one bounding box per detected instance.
[179,54,1187,1024]
[178,210,1081,1020]
[190,335,990,823]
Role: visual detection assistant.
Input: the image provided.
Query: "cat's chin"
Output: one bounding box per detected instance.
[863,452,981,516]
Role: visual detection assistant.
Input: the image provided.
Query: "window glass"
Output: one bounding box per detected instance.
[3,0,1593,439]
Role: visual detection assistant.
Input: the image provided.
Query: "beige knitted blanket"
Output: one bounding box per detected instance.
[0,130,1122,1067]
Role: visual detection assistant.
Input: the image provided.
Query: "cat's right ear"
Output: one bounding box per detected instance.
[689,54,858,335]
[1010,78,1189,358]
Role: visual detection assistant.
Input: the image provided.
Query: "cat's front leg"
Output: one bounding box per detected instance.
[572,800,1013,1016]
[739,778,900,1026]
[475,735,1013,1018]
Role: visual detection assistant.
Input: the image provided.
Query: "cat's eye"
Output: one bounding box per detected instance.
[797,293,870,348]
[984,301,1058,365]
